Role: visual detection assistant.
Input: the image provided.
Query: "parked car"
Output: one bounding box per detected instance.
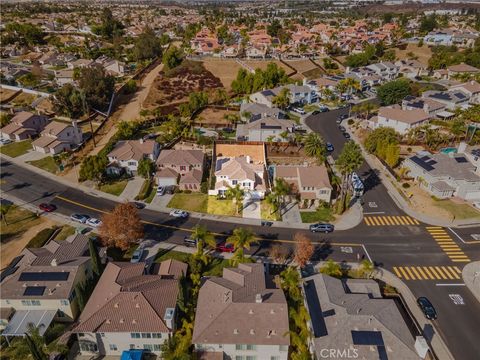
[129,201,145,209]
[0,138,12,145]
[261,220,273,226]
[70,214,90,224]
[311,110,320,115]
[130,245,145,263]
[417,297,437,320]
[216,242,235,253]
[326,142,334,152]
[39,203,56,212]
[319,105,329,112]
[343,132,351,139]
[338,125,346,132]
[157,186,165,196]
[309,223,334,233]
[86,218,102,228]
[293,107,306,115]
[183,237,197,247]
[165,186,175,195]
[170,209,189,218]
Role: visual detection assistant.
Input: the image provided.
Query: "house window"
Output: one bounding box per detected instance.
[280,345,288,351]
[152,333,162,339]
[271,357,280,360]
[100,333,105,337]
[153,344,161,351]
[109,344,118,351]
[79,342,97,352]
[143,344,154,351]
[60,300,69,306]
[129,344,135,349]
[128,161,136,166]
[246,345,256,350]
[131,333,141,339]
[21,300,31,306]
[235,344,246,350]
[180,166,186,171]
[69,289,76,302]
[246,357,257,360]
[57,311,65,318]
[232,180,238,185]
[235,357,244,360]
[142,333,151,338]
[78,333,85,337]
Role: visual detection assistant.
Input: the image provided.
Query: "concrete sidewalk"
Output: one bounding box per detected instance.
[462,261,480,304]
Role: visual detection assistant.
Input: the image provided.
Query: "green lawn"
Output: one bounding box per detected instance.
[27,156,58,174]
[154,249,230,276]
[300,207,334,223]
[99,180,129,196]
[55,225,76,241]
[303,104,319,113]
[0,206,43,244]
[432,199,480,220]
[261,201,281,221]
[0,140,32,157]
[287,112,301,124]
[168,193,239,216]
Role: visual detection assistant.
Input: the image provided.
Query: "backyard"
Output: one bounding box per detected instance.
[167,193,239,216]
[0,140,32,157]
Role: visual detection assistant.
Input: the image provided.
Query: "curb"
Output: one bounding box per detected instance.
[462,261,480,304]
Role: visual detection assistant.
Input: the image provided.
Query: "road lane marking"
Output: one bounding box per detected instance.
[398,267,410,280]
[436,283,465,287]
[429,267,441,279]
[423,267,435,280]
[448,227,480,244]
[404,267,416,279]
[364,217,373,226]
[416,267,428,279]
[364,216,421,226]
[394,266,463,281]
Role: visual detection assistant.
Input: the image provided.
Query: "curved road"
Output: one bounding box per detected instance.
[2,117,480,360]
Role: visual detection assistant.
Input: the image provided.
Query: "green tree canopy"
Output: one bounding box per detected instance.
[133,26,163,61]
[137,158,155,179]
[162,45,183,70]
[78,66,115,111]
[377,78,412,105]
[53,84,86,118]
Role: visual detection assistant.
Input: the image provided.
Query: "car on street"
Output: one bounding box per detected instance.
[319,105,329,112]
[343,132,351,139]
[309,223,334,233]
[326,142,334,152]
[39,203,56,212]
[129,201,145,209]
[170,209,189,218]
[183,237,197,247]
[417,297,437,320]
[338,125,346,132]
[157,186,165,196]
[70,214,90,224]
[86,218,102,228]
[0,138,12,145]
[130,245,145,263]
[216,242,235,253]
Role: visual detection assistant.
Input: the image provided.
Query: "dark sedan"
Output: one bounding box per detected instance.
[417,297,437,320]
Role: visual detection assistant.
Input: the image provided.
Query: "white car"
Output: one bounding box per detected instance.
[130,245,145,263]
[293,107,306,115]
[157,186,165,196]
[0,138,12,145]
[169,209,189,218]
[86,218,102,228]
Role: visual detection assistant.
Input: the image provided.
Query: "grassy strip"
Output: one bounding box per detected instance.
[27,156,59,174]
[0,140,32,157]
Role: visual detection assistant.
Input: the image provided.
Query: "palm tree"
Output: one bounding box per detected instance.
[279,266,301,300]
[304,132,326,163]
[272,88,291,110]
[226,184,245,215]
[272,178,291,215]
[191,224,216,254]
[335,141,364,213]
[265,192,279,215]
[227,227,256,265]
[320,259,343,278]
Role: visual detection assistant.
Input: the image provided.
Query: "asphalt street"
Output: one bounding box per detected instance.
[2,152,480,359]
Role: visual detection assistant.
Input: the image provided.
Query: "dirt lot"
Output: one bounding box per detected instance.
[0,88,18,103]
[393,43,433,66]
[244,60,293,75]
[202,59,242,91]
[194,107,237,126]
[143,60,223,113]
[10,92,37,107]
[267,144,310,165]
[284,59,318,74]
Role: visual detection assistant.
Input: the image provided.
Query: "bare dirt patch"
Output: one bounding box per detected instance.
[202,59,242,91]
[393,43,433,66]
[284,59,318,74]
[244,60,292,74]
[143,60,224,114]
[0,88,18,103]
[194,107,237,126]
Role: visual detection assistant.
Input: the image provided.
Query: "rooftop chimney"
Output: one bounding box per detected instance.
[255,293,263,303]
[164,308,175,330]
[51,259,57,267]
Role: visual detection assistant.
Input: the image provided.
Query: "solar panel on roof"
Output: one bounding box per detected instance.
[19,272,69,282]
[261,90,275,97]
[410,156,435,171]
[455,157,468,163]
[351,330,385,346]
[24,286,46,296]
[455,92,466,99]
[471,149,480,157]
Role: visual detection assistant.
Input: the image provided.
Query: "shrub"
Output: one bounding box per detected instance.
[184,189,192,194]
[407,147,412,152]
[348,119,354,125]
[136,179,153,200]
[402,183,411,189]
[200,182,208,194]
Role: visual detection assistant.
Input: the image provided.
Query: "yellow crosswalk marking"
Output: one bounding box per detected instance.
[391,216,402,225]
[399,267,411,280]
[416,267,428,279]
[372,217,382,226]
[441,266,455,280]
[413,218,420,225]
[453,266,462,274]
[410,267,422,279]
[377,217,386,225]
[452,259,470,263]
[405,216,416,225]
[393,267,402,278]
[435,267,448,280]
[382,217,393,225]
[364,217,373,226]
[428,267,441,279]
[426,226,443,229]
[397,216,407,225]
[423,267,435,280]
[404,267,416,280]
[443,267,461,279]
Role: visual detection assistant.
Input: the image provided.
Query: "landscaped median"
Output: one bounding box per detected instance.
[167,193,240,217]
[0,140,32,157]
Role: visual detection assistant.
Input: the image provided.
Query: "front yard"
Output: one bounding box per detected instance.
[0,140,32,157]
[27,156,59,174]
[432,198,480,221]
[167,193,239,217]
[260,201,281,221]
[154,249,230,276]
[99,179,129,196]
[0,205,43,244]
[300,206,334,223]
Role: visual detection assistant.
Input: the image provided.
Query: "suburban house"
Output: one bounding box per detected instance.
[106,139,160,176]
[72,260,187,356]
[404,151,480,201]
[424,29,455,46]
[239,103,287,122]
[401,96,447,117]
[276,164,332,204]
[155,149,205,191]
[0,233,98,340]
[250,84,316,108]
[192,263,290,360]
[0,111,49,141]
[211,155,267,199]
[32,120,83,154]
[421,89,471,110]
[54,69,75,86]
[449,81,480,104]
[395,59,429,80]
[446,63,480,79]
[304,76,340,97]
[365,61,399,81]
[236,116,295,142]
[370,105,431,135]
[303,274,421,360]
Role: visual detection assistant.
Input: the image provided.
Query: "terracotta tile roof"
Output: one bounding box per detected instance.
[152,259,188,280]
[74,261,186,333]
[276,165,332,189]
[378,105,430,125]
[179,168,203,184]
[192,263,290,346]
[156,149,204,167]
[108,140,157,162]
[155,167,178,178]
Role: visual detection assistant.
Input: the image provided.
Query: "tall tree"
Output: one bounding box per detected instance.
[377,78,411,105]
[78,66,115,111]
[320,259,343,278]
[227,227,256,265]
[99,202,144,250]
[272,88,291,110]
[132,26,162,61]
[53,84,86,118]
[88,237,103,278]
[293,233,314,268]
[226,184,245,215]
[304,132,326,163]
[335,141,364,213]
[137,158,155,179]
[191,224,216,253]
